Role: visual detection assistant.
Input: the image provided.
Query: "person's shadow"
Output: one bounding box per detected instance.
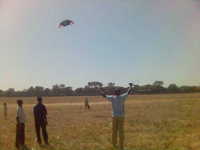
[20,144,55,150]
[39,144,55,149]
[20,145,31,150]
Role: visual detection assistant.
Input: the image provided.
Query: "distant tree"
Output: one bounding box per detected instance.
[153,81,164,87]
[6,88,15,97]
[180,86,197,93]
[35,86,44,96]
[27,86,35,96]
[152,81,165,93]
[137,84,153,93]
[168,84,179,93]
[52,84,60,96]
[88,81,103,88]
[75,88,83,96]
[44,88,51,96]
[0,81,200,97]
[0,90,3,96]
[63,87,74,96]
[60,84,66,88]
[196,86,200,92]
[107,82,115,88]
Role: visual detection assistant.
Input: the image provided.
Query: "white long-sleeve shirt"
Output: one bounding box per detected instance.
[17,106,26,124]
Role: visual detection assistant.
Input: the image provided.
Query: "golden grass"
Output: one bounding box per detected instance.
[1,93,200,150]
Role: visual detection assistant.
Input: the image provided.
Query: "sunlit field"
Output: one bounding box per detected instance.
[1,93,200,150]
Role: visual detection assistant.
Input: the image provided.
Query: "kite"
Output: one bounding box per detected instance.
[58,19,74,28]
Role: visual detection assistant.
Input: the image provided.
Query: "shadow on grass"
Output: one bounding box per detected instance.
[38,144,55,150]
[21,145,31,150]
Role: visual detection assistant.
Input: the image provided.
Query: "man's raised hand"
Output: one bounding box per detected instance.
[129,83,133,87]
[99,88,106,98]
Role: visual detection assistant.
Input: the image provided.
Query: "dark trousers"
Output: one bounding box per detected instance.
[35,123,48,144]
[16,123,25,149]
[85,104,90,109]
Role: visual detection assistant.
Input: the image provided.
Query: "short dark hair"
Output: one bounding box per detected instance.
[114,89,121,95]
[37,96,42,101]
[17,99,23,104]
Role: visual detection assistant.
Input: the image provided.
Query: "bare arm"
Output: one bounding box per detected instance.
[127,83,133,95]
[98,88,115,102]
[120,83,134,100]
[99,88,106,98]
[127,87,133,95]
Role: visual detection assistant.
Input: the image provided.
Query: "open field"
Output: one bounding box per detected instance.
[1,93,200,150]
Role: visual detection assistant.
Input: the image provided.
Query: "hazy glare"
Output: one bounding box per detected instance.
[0,0,200,90]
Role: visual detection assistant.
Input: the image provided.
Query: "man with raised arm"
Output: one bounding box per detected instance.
[100,83,133,150]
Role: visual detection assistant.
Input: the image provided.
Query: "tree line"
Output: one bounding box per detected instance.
[0,81,200,97]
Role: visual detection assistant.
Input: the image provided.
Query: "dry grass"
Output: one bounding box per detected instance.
[1,93,200,150]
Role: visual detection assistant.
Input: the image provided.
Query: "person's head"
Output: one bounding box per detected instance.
[114,89,121,96]
[17,99,23,107]
[37,96,43,103]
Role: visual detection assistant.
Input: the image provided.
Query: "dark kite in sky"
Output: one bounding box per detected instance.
[58,19,74,28]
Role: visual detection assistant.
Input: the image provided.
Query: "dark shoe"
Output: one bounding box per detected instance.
[38,141,42,146]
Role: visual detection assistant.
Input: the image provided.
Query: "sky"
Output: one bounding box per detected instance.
[0,0,200,90]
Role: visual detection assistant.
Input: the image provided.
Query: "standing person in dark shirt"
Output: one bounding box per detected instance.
[33,97,49,145]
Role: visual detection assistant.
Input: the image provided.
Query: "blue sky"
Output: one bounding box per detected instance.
[0,0,200,90]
